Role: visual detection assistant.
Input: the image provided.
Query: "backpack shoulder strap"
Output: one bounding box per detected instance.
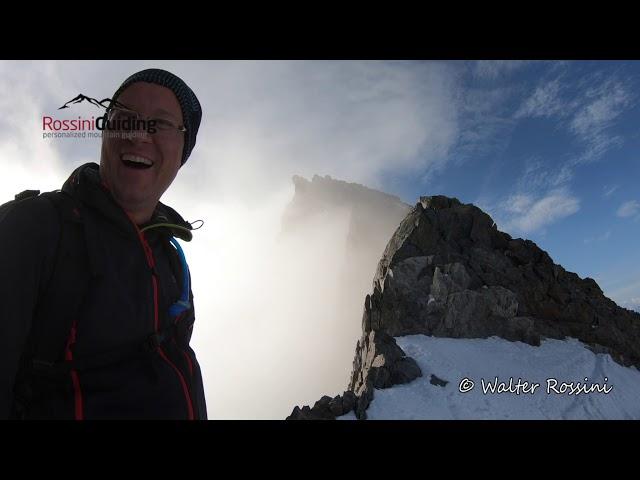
[30,190,92,369]
[11,189,94,418]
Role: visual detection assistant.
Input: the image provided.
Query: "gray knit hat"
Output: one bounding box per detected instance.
[110,68,202,165]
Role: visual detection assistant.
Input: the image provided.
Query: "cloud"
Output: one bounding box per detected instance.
[480,156,581,236]
[170,60,461,202]
[499,190,580,234]
[551,164,575,187]
[514,79,565,119]
[569,78,633,164]
[515,74,633,139]
[520,161,551,190]
[512,159,574,195]
[570,80,633,138]
[607,279,640,313]
[583,230,611,244]
[451,83,519,163]
[473,61,530,80]
[0,61,71,203]
[624,297,640,313]
[603,184,619,198]
[511,72,636,210]
[452,115,516,164]
[616,200,640,218]
[504,193,533,214]
[514,72,634,166]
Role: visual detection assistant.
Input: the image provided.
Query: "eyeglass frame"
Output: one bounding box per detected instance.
[105,103,187,137]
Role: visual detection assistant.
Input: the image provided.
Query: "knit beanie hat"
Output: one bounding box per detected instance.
[110,68,202,165]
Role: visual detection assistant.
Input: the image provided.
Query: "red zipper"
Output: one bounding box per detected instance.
[131,220,195,420]
[173,312,194,377]
[65,320,84,420]
[173,338,195,377]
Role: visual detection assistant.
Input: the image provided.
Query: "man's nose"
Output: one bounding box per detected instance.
[128,128,153,145]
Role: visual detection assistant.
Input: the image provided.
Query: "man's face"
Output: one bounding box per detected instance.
[99,82,184,214]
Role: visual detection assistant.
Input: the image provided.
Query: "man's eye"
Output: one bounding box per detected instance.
[155,119,174,130]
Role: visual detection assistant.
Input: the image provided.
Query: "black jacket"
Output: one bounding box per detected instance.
[0,162,207,419]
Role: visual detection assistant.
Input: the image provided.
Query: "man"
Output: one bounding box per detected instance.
[0,68,207,419]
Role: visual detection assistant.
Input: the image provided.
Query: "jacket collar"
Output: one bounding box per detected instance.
[62,162,193,242]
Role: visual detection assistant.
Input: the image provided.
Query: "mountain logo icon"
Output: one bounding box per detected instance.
[58,94,128,111]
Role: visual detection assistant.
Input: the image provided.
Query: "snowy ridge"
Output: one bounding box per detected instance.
[339,335,640,420]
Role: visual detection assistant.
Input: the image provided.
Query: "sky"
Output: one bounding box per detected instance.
[0,60,638,418]
[338,334,640,420]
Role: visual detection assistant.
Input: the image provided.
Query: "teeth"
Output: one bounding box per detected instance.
[122,154,153,166]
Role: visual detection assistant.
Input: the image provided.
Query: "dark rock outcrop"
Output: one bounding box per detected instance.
[287,391,357,420]
[430,374,449,387]
[360,196,640,359]
[348,329,422,419]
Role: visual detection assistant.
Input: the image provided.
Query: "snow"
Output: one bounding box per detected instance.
[337,335,640,420]
[338,410,357,420]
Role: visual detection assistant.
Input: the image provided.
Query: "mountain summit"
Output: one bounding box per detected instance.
[288,195,640,419]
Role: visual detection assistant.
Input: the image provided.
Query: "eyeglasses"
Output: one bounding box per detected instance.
[105,106,186,140]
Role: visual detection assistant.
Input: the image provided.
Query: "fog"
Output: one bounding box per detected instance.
[186,189,360,418]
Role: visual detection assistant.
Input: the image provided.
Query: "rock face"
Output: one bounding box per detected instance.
[288,195,640,420]
[288,391,358,420]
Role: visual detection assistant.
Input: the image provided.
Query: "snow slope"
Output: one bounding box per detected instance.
[338,335,640,420]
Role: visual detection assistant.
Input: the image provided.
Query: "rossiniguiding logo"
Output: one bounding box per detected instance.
[42,94,158,137]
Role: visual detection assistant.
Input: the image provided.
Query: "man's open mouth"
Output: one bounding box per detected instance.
[121,153,154,170]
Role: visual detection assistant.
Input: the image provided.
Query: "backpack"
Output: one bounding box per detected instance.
[4,189,193,419]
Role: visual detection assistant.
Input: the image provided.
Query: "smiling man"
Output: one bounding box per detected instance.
[0,69,207,419]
